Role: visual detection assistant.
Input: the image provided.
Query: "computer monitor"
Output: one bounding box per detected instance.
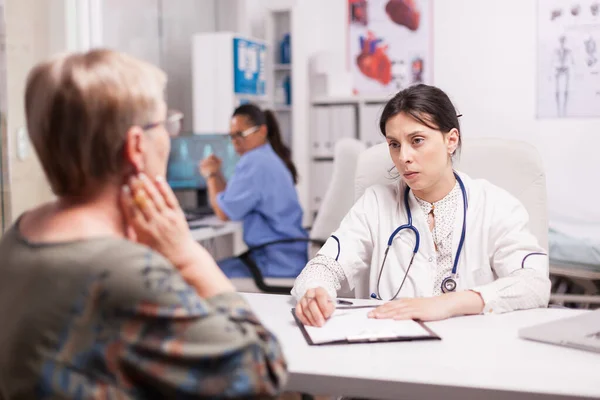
[167,134,238,214]
[167,134,238,190]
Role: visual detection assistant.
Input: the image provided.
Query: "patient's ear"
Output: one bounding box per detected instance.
[123,126,147,173]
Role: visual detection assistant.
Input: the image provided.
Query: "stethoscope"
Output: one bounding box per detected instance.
[370,172,468,301]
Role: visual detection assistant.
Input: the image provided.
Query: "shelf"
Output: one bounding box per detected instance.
[274,63,292,71]
[235,94,269,103]
[311,94,393,105]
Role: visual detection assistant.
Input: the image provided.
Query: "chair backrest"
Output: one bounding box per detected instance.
[311,138,367,241]
[355,138,548,250]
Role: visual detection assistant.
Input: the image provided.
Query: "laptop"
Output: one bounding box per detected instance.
[518,309,600,353]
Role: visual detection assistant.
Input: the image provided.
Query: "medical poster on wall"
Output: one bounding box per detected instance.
[348,0,433,95]
[537,0,600,118]
[233,37,267,96]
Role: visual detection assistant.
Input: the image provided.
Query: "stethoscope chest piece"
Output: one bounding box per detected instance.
[441,276,457,293]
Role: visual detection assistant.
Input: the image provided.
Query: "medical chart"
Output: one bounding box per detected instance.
[303,307,432,344]
[348,0,433,94]
[537,0,600,118]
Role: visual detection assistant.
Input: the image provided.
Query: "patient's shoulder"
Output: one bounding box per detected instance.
[16,203,56,241]
[80,240,206,316]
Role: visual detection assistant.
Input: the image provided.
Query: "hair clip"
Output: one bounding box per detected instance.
[457,114,463,118]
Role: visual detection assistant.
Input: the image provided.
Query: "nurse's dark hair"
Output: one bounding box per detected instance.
[233,103,298,184]
[379,84,462,154]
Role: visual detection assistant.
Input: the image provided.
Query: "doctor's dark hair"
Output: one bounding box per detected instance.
[379,84,462,154]
[232,103,298,184]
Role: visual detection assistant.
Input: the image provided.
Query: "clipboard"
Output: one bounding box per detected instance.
[292,308,441,346]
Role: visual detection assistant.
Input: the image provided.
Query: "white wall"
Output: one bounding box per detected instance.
[433,0,600,235]
[160,0,217,133]
[102,0,161,64]
[246,0,600,233]
[102,0,217,132]
[4,0,69,223]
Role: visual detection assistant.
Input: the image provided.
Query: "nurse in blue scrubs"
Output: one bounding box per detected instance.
[199,104,308,278]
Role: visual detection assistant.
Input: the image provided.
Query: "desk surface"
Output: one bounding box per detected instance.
[242,293,600,400]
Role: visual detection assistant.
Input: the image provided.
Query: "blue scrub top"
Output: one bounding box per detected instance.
[217,143,308,278]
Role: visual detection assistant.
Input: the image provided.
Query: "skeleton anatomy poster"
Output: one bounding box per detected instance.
[537,0,600,118]
[348,0,432,95]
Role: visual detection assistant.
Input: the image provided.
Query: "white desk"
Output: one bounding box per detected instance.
[242,293,600,400]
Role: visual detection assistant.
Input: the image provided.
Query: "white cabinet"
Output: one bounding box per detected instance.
[308,96,389,217]
[265,8,293,147]
[310,160,334,214]
[310,104,358,159]
[360,103,386,148]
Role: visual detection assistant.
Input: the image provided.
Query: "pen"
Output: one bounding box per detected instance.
[336,305,378,310]
[336,299,354,305]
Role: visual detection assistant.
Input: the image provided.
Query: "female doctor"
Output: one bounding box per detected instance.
[292,84,551,327]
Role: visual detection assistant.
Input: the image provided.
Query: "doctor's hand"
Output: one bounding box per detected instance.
[367,291,485,322]
[199,155,222,178]
[295,287,336,327]
[368,296,454,322]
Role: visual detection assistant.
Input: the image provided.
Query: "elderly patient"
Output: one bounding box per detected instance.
[0,49,287,398]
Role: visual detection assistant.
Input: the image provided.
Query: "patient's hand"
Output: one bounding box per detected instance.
[121,174,197,266]
[121,174,234,297]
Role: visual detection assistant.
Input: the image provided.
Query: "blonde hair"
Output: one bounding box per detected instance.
[25,49,167,197]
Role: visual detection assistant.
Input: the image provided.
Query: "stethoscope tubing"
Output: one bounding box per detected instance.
[374,172,468,300]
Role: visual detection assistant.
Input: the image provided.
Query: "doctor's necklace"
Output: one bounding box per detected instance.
[427,204,439,252]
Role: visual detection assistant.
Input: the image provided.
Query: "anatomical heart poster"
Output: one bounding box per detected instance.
[537,0,600,118]
[348,0,432,95]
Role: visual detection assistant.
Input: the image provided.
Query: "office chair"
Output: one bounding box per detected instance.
[356,137,549,247]
[355,137,600,306]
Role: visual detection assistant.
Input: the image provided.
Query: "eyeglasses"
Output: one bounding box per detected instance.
[229,126,259,141]
[142,110,183,137]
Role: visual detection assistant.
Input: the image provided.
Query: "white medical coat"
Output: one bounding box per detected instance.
[314,172,551,313]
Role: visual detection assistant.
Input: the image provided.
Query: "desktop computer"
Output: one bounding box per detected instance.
[167,134,239,220]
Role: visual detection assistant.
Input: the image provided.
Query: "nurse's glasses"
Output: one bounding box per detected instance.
[229,126,260,141]
[142,110,183,137]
